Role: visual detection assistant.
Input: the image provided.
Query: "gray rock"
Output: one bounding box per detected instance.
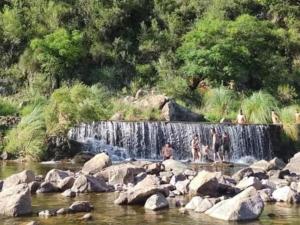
[28,181,41,193]
[144,162,163,174]
[170,173,186,186]
[284,152,300,175]
[232,167,254,182]
[195,198,214,213]
[0,180,3,191]
[25,221,38,225]
[127,185,169,204]
[71,174,110,193]
[57,176,75,191]
[189,171,220,197]
[36,182,59,193]
[269,157,286,170]
[81,213,93,220]
[135,172,147,183]
[62,189,76,198]
[98,163,145,185]
[185,196,203,210]
[69,201,94,212]
[236,177,263,190]
[258,188,274,202]
[272,186,300,203]
[0,183,32,217]
[38,209,56,217]
[161,100,203,122]
[206,187,264,221]
[162,159,188,174]
[56,207,72,215]
[44,169,72,188]
[144,193,169,210]
[250,160,272,171]
[114,192,128,205]
[2,170,35,190]
[175,179,190,195]
[82,153,112,174]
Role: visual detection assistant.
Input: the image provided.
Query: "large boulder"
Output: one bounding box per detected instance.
[97,163,145,185]
[44,169,72,188]
[161,100,203,122]
[71,174,110,193]
[133,94,168,110]
[189,171,220,197]
[232,167,254,182]
[269,157,286,170]
[250,160,272,172]
[82,153,112,174]
[206,187,264,221]
[57,177,75,191]
[162,159,188,174]
[144,193,169,210]
[2,170,35,190]
[36,182,59,193]
[272,186,300,203]
[195,198,215,213]
[236,177,263,190]
[69,201,94,212]
[0,184,32,217]
[127,185,169,204]
[185,196,203,210]
[284,152,300,175]
[175,179,190,195]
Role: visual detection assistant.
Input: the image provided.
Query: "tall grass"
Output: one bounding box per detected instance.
[241,91,279,124]
[201,87,239,122]
[0,98,18,116]
[5,106,46,160]
[280,105,300,141]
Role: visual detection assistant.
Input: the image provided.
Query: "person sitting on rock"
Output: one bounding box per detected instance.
[237,109,246,124]
[271,110,281,124]
[161,143,173,160]
[295,110,300,124]
[191,135,201,162]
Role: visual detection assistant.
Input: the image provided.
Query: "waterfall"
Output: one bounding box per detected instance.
[68,121,282,162]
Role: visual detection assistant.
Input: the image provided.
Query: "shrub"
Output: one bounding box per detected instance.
[5,106,46,160]
[241,91,279,124]
[280,105,300,141]
[0,98,18,116]
[201,87,239,122]
[277,84,298,104]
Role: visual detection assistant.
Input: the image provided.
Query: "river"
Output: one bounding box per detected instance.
[0,161,299,225]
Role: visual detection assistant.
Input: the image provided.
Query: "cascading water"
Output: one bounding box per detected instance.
[68,121,282,162]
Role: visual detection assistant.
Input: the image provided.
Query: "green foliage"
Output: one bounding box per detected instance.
[5,106,46,160]
[202,87,239,122]
[241,91,279,124]
[277,84,298,104]
[45,84,112,134]
[0,98,18,116]
[178,14,293,90]
[279,105,300,141]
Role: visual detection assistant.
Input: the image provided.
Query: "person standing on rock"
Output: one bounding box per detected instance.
[271,110,281,124]
[237,109,246,124]
[211,128,222,162]
[161,143,173,160]
[221,132,230,161]
[296,110,300,124]
[191,134,201,162]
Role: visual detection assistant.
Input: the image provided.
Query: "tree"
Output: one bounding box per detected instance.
[178,14,292,91]
[30,28,86,89]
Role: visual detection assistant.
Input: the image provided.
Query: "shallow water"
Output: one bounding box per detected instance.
[0,161,300,225]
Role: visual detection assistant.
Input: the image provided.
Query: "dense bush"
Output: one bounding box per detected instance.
[0,98,18,116]
[5,106,46,160]
[241,91,279,124]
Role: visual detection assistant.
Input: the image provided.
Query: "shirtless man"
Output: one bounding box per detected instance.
[211,128,222,162]
[221,132,230,161]
[271,110,280,124]
[161,143,173,160]
[237,109,246,124]
[191,135,201,162]
[295,110,300,124]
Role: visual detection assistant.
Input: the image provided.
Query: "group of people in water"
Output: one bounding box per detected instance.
[161,128,230,163]
[161,108,300,163]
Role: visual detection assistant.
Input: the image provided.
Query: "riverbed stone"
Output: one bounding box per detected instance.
[81,213,93,221]
[69,201,94,212]
[71,174,110,193]
[250,160,272,171]
[206,187,264,221]
[144,162,163,174]
[162,159,188,174]
[189,170,220,197]
[2,170,35,190]
[28,181,41,193]
[97,163,145,185]
[57,176,75,191]
[236,177,263,190]
[36,181,59,193]
[56,207,72,215]
[258,188,274,202]
[38,209,56,217]
[269,157,286,170]
[44,169,72,188]
[144,193,169,210]
[175,179,190,195]
[185,196,203,210]
[0,183,32,217]
[232,167,254,182]
[82,153,112,174]
[25,221,38,225]
[272,186,300,203]
[62,189,76,197]
[194,198,214,213]
[284,152,300,175]
[0,180,3,191]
